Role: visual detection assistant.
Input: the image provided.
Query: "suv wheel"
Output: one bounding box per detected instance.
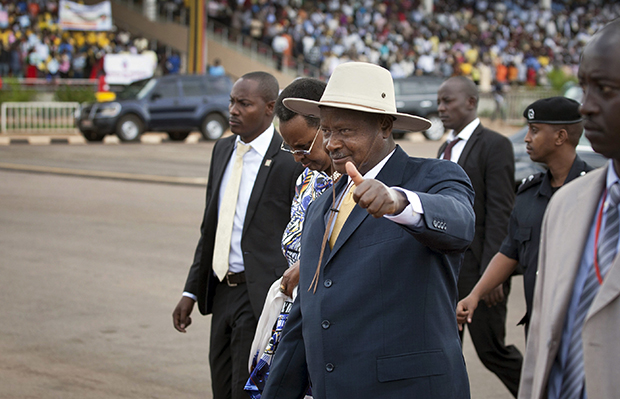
[168,131,191,141]
[116,114,143,142]
[201,114,227,140]
[423,113,445,141]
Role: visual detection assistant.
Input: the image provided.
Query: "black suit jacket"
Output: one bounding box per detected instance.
[183,131,304,318]
[438,124,515,274]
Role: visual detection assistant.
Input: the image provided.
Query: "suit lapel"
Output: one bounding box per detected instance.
[549,169,606,328]
[243,132,281,235]
[457,124,482,167]
[437,140,448,158]
[212,137,236,194]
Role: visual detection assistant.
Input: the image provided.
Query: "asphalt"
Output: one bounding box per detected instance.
[0,126,525,398]
[0,132,215,186]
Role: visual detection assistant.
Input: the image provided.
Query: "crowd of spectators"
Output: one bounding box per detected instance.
[0,0,177,81]
[207,0,620,90]
[3,0,620,90]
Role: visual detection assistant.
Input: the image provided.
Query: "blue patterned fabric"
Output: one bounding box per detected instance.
[244,301,294,398]
[281,168,334,267]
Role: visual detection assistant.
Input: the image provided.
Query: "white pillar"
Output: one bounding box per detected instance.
[143,0,156,21]
[423,0,433,14]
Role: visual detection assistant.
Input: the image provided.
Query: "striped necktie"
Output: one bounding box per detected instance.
[559,182,620,399]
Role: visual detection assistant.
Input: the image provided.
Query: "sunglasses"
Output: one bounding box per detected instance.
[280,128,320,156]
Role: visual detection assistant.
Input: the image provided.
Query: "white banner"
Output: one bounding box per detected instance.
[59,0,113,31]
[103,53,157,85]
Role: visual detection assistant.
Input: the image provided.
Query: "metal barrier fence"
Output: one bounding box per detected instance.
[10,78,98,91]
[1,102,80,134]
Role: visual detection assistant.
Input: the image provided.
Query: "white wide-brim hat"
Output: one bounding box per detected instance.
[283,62,432,132]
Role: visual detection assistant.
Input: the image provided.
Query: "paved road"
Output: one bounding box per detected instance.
[0,129,525,399]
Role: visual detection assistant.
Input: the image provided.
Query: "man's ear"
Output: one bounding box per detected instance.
[381,115,394,139]
[265,100,275,117]
[555,128,568,146]
[467,95,478,110]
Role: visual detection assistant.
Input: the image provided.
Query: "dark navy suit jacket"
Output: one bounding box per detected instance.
[262,146,475,399]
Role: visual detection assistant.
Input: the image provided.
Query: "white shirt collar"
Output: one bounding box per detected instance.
[236,124,274,158]
[447,117,480,142]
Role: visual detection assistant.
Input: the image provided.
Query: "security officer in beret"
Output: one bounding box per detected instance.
[457,96,593,337]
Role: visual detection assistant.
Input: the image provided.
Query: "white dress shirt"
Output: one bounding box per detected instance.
[183,126,274,301]
[440,118,480,162]
[219,126,274,273]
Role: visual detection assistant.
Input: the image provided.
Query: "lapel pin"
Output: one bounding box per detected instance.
[264,159,272,167]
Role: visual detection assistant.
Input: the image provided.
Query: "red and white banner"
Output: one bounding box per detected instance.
[59,0,113,31]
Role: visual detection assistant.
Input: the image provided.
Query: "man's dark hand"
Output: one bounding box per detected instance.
[172,296,195,333]
[281,262,300,297]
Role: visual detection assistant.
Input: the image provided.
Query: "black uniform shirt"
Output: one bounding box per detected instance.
[499,155,593,329]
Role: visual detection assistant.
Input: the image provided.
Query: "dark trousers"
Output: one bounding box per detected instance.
[458,252,523,398]
[210,281,258,399]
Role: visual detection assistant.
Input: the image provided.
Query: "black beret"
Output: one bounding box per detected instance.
[523,97,582,124]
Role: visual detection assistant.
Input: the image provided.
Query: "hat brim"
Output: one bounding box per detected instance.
[283,98,432,133]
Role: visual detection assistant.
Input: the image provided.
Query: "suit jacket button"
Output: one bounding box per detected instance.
[324,279,333,288]
[321,320,331,329]
[326,363,334,372]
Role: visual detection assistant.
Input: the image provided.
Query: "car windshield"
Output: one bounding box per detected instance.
[115,78,157,101]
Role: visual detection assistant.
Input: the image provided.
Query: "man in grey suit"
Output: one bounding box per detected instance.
[437,76,522,397]
[262,62,475,399]
[519,19,620,399]
[172,71,303,399]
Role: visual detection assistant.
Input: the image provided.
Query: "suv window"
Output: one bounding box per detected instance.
[152,80,179,99]
[395,79,443,96]
[182,78,207,97]
[396,81,423,96]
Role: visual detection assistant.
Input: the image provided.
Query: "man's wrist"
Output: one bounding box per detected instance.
[182,292,197,302]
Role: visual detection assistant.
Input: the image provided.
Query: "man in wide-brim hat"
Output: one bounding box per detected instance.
[261,62,476,399]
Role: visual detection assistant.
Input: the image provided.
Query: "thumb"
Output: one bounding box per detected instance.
[345,161,364,186]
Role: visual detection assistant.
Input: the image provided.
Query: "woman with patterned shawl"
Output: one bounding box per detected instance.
[245,78,337,398]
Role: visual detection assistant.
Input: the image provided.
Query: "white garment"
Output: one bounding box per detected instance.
[248,277,297,372]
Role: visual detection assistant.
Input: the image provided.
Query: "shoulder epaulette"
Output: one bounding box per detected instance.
[517,172,544,194]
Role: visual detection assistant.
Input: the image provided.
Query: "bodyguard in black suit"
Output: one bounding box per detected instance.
[437,76,523,397]
[172,72,303,399]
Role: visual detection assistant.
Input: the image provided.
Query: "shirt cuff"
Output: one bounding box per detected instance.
[182,292,197,302]
[383,188,423,227]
